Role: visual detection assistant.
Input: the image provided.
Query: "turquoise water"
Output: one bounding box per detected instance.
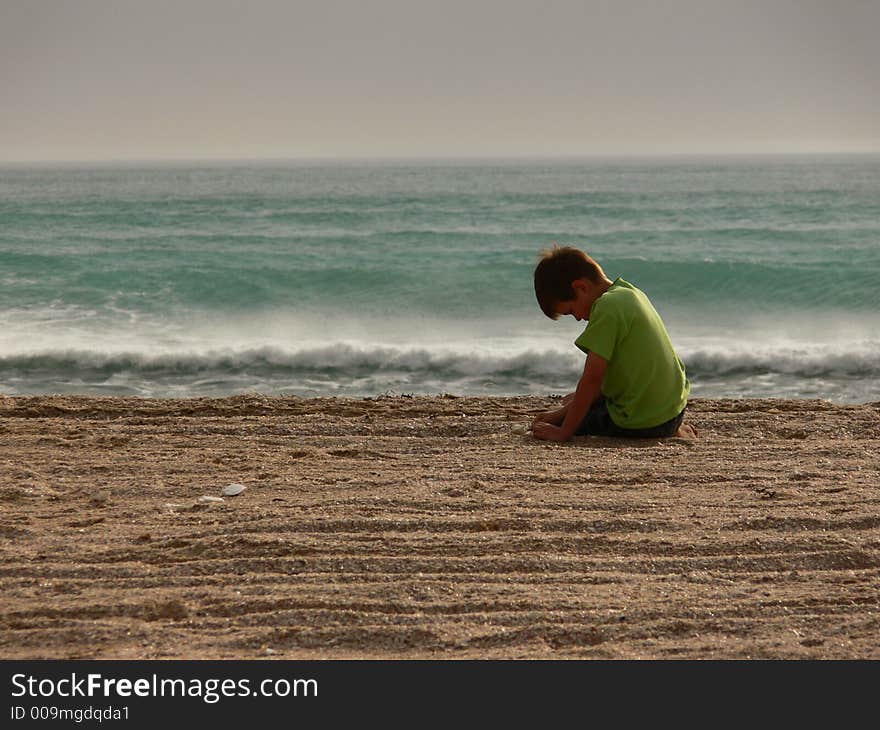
[1,157,878,402]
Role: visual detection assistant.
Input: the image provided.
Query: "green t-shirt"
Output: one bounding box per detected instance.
[574,278,689,429]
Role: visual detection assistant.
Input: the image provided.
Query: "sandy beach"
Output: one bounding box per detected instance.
[1,394,878,660]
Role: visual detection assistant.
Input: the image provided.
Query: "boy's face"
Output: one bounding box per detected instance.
[554,279,593,322]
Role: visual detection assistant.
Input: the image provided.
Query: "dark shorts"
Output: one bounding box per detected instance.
[576,397,686,439]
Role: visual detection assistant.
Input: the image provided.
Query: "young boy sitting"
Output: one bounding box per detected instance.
[531,245,696,442]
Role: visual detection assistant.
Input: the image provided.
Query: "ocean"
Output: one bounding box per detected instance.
[1,156,878,403]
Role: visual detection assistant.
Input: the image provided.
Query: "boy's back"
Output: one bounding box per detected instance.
[574,277,689,430]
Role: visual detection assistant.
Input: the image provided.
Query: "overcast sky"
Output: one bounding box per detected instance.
[2,0,878,161]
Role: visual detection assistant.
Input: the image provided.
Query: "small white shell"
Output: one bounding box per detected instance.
[198,495,225,503]
[511,423,528,435]
[222,483,247,497]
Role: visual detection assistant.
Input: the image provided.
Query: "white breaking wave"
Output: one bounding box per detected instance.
[680,340,880,377]
[1,339,878,378]
[0,344,581,377]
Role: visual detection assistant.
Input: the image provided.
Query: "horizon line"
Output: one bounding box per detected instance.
[3,149,880,167]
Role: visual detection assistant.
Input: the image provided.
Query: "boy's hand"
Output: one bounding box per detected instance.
[532,422,570,442]
[531,412,554,428]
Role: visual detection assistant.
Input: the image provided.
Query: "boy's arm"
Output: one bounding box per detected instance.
[533,353,607,442]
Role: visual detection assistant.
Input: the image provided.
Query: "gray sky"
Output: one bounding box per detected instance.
[2,0,878,161]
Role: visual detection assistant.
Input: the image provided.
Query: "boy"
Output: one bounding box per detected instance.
[531,246,695,442]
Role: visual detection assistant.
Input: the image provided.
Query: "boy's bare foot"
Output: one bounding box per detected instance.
[675,423,698,439]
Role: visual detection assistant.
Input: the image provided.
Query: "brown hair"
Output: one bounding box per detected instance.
[533,245,605,320]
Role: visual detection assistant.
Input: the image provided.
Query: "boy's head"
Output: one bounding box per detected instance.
[534,245,607,320]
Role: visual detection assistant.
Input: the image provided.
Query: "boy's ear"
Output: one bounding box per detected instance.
[570,278,590,293]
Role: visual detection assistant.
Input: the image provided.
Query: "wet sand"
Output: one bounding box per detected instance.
[1,394,878,659]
